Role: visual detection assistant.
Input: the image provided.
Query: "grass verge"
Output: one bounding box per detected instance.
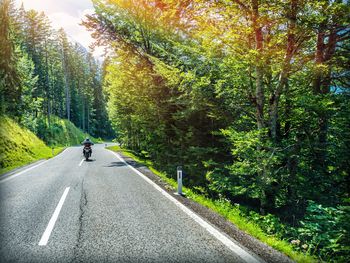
[0,116,65,175]
[106,145,316,263]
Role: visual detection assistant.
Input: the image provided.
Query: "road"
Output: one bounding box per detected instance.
[0,144,263,263]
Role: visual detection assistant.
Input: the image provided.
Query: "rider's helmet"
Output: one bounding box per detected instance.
[85,138,90,142]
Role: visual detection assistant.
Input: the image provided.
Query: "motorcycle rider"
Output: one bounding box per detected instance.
[82,138,94,155]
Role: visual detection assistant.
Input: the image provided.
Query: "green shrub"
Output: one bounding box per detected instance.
[295,201,350,262]
[238,200,350,262]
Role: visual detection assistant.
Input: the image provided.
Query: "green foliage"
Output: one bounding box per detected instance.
[0,0,21,115]
[0,0,113,139]
[32,115,91,146]
[242,201,350,262]
[216,129,283,204]
[296,201,350,262]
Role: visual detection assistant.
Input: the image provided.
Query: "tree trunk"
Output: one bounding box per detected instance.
[252,0,268,215]
[61,46,70,121]
[82,96,86,132]
[87,104,90,135]
[44,37,51,127]
[252,0,265,130]
[269,0,297,142]
[312,26,337,169]
[284,82,292,137]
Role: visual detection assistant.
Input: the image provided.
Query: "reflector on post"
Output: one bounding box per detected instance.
[177,166,183,195]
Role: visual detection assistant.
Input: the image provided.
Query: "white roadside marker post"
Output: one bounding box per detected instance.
[177,166,183,195]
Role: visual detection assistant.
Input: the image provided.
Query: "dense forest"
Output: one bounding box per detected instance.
[1,0,349,261]
[0,0,113,142]
[83,0,350,261]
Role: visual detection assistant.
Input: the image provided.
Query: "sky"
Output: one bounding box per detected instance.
[15,0,104,59]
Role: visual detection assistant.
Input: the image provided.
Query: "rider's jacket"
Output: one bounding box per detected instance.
[82,139,94,147]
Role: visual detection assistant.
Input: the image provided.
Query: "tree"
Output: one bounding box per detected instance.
[0,0,21,115]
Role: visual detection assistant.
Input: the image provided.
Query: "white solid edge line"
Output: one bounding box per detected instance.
[38,187,70,246]
[79,159,84,166]
[0,160,48,184]
[0,148,68,184]
[109,151,263,263]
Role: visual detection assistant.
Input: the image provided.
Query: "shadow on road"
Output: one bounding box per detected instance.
[125,161,144,169]
[85,159,95,162]
[105,161,127,167]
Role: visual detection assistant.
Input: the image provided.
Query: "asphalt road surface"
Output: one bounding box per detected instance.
[0,144,263,263]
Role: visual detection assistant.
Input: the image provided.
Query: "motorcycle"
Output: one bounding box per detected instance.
[83,145,92,161]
